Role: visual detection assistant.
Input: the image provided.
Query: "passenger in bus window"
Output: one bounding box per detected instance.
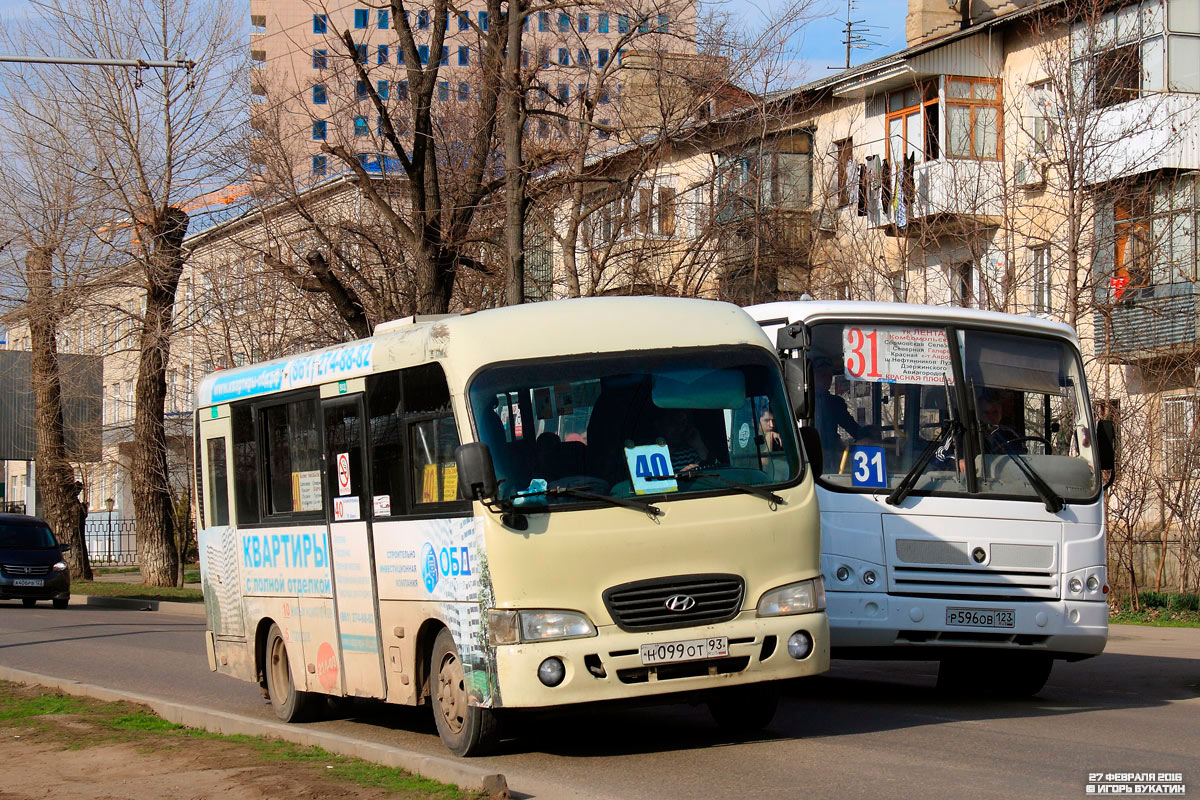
[813,357,866,471]
[660,408,709,474]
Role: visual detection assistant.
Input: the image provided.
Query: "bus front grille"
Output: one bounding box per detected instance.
[603,574,745,632]
[891,566,1059,599]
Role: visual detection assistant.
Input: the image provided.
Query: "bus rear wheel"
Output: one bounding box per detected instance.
[265,623,312,722]
[430,628,498,757]
[707,684,779,734]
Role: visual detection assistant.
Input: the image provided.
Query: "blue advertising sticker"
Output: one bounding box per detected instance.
[850,446,888,488]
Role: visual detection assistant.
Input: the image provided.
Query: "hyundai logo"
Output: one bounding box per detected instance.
[664,594,696,612]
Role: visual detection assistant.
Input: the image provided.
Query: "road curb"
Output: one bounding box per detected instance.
[75,594,207,617]
[0,665,508,797]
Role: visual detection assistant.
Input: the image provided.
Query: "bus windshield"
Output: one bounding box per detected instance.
[809,322,1099,503]
[468,347,803,509]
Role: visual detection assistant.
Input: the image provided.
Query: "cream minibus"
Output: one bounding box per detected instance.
[195,297,828,755]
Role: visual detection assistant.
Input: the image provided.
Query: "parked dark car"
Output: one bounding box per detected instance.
[0,514,71,608]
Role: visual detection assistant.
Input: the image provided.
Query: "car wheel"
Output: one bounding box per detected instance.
[264,622,312,722]
[430,628,499,757]
[708,684,779,734]
[21,598,36,608]
[52,597,69,609]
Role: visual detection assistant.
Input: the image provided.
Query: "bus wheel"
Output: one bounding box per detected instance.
[265,623,312,722]
[707,684,779,734]
[431,629,498,757]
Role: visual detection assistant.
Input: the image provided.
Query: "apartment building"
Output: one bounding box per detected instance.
[249,0,701,178]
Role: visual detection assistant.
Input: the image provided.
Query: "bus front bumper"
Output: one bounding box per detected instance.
[826,592,1107,658]
[492,611,829,708]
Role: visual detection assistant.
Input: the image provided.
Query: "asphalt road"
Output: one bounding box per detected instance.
[0,602,1196,799]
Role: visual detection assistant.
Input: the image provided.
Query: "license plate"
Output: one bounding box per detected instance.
[12,578,44,587]
[639,636,729,666]
[946,607,1015,628]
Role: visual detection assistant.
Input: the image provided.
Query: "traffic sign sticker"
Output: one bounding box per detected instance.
[336,452,351,496]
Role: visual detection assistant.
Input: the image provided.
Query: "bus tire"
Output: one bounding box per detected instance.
[707,684,779,734]
[265,623,312,722]
[430,628,498,757]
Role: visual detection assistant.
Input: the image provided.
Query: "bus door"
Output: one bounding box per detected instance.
[322,395,387,699]
[197,409,245,638]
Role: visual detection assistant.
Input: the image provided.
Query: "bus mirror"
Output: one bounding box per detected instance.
[456,443,498,501]
[1096,418,1117,473]
[782,358,809,418]
[799,427,823,477]
[775,322,808,353]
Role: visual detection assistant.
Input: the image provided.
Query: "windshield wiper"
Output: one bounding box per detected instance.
[886,420,959,506]
[513,485,663,518]
[990,440,1065,514]
[648,472,785,507]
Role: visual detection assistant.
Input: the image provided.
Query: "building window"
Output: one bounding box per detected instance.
[355,43,368,63]
[438,81,449,101]
[618,14,629,33]
[457,11,469,30]
[312,155,327,175]
[1106,174,1199,297]
[598,13,609,33]
[378,8,389,28]
[377,44,389,65]
[441,46,449,65]
[418,44,429,64]
[458,82,469,101]
[578,49,590,68]
[950,261,975,307]
[479,10,488,30]
[1164,395,1198,474]
[559,12,570,31]
[578,13,589,32]
[312,49,327,69]
[658,13,669,32]
[638,15,650,33]
[834,137,853,207]
[558,48,569,66]
[886,81,939,165]
[312,84,327,104]
[397,81,409,100]
[354,115,368,136]
[312,120,327,140]
[377,79,389,100]
[354,8,368,28]
[598,48,609,67]
[458,45,469,65]
[557,83,569,103]
[418,9,428,29]
[538,11,548,31]
[356,80,368,100]
[945,77,1000,159]
[1031,245,1052,312]
[890,270,907,301]
[313,14,327,33]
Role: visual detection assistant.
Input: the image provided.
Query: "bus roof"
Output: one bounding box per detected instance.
[196,297,773,408]
[745,301,1080,344]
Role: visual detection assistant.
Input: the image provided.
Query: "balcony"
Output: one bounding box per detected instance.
[716,207,811,268]
[1093,282,1200,362]
[1083,93,1200,187]
[878,158,1004,236]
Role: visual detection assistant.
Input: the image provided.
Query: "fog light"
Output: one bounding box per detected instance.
[1068,577,1083,593]
[537,657,565,687]
[787,631,813,660]
[862,570,877,586]
[1086,575,1099,592]
[835,565,850,582]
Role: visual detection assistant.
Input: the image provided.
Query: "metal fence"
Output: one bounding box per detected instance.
[84,517,138,565]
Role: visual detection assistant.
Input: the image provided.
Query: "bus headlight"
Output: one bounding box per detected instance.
[757,578,826,616]
[489,609,597,645]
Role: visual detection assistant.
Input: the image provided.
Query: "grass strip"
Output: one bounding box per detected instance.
[73,579,203,602]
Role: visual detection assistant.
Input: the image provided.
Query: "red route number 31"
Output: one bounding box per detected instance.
[844,327,882,379]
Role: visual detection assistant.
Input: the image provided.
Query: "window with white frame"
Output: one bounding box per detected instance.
[1163,394,1198,473]
[1031,245,1052,312]
[889,270,907,301]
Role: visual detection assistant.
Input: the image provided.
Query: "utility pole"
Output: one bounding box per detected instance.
[829,0,884,71]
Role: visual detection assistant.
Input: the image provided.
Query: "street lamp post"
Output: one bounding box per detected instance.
[104,497,115,563]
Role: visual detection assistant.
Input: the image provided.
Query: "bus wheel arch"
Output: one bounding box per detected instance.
[254,618,276,697]
[414,618,446,705]
[429,627,499,757]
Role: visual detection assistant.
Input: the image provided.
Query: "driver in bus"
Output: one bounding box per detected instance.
[813,356,868,472]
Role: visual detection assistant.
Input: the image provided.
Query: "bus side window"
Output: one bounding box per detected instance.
[231,403,260,525]
[262,398,324,516]
[366,371,405,517]
[207,437,230,527]
[402,363,465,506]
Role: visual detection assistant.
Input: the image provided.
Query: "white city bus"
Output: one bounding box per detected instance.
[748,301,1115,696]
[195,297,828,755]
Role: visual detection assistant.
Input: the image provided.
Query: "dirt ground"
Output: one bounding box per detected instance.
[0,682,487,800]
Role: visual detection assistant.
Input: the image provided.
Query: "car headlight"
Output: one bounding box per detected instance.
[52,561,68,572]
[757,577,826,616]
[488,609,597,645]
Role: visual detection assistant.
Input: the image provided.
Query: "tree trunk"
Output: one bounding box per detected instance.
[26,247,93,579]
[502,0,527,307]
[133,207,189,587]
